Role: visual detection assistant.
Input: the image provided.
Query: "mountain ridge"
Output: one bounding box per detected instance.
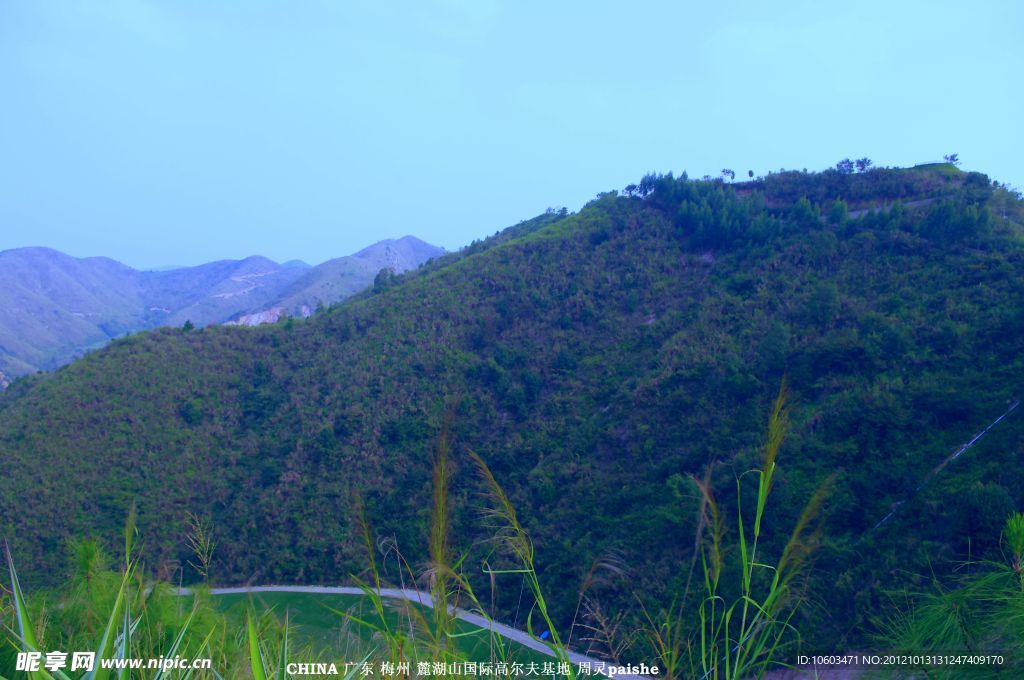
[0,236,444,377]
[226,236,444,326]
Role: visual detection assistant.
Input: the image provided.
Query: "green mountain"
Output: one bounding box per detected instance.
[0,237,442,379]
[1,165,1022,652]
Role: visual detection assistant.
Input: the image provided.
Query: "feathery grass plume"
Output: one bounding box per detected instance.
[634,380,830,680]
[426,413,457,657]
[756,378,789,537]
[338,493,406,666]
[468,451,532,568]
[413,413,481,663]
[376,532,421,643]
[574,598,633,664]
[469,449,576,679]
[185,512,216,583]
[706,380,805,679]
[773,473,836,602]
[340,422,527,671]
[342,499,458,667]
[567,551,628,649]
[691,469,724,593]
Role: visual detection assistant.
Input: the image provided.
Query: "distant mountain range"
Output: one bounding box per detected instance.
[0,236,443,383]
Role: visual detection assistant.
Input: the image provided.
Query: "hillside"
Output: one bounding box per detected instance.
[0,247,143,378]
[0,237,442,378]
[1,165,1022,653]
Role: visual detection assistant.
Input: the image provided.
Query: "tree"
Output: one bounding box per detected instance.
[855,157,873,173]
[828,198,849,224]
[373,267,397,293]
[721,169,735,182]
[748,170,754,179]
[789,196,819,230]
[182,320,195,332]
[836,158,855,175]
[637,173,659,197]
[944,153,960,166]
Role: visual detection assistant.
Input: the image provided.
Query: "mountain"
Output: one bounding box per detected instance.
[227,236,444,325]
[0,238,443,378]
[0,247,146,377]
[0,165,1021,653]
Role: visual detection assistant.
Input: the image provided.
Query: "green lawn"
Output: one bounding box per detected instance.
[211,591,562,667]
[911,161,961,175]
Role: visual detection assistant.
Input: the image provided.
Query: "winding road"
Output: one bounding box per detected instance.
[180,585,648,679]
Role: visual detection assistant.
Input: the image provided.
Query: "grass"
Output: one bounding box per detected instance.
[203,590,559,667]
[874,512,1024,678]
[2,513,223,679]
[911,162,962,175]
[634,381,834,680]
[332,415,599,677]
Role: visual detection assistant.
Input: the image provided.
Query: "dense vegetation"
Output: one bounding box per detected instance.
[1,163,1023,659]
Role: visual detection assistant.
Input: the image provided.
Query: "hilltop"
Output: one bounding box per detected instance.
[0,164,1022,652]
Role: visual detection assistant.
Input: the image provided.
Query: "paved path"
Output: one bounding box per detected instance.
[180,585,648,679]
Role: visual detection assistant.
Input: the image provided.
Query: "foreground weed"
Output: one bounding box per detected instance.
[876,512,1024,678]
[637,382,833,680]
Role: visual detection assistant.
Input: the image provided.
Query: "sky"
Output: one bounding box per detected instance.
[1,1,1021,269]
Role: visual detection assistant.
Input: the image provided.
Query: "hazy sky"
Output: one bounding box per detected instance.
[1,1,1021,269]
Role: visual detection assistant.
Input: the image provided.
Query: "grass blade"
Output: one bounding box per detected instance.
[247,610,268,680]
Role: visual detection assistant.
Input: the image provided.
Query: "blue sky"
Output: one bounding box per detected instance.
[1,1,1020,269]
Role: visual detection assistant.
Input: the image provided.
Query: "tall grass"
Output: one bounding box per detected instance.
[636,382,833,680]
[185,513,216,584]
[338,416,575,675]
[245,609,358,680]
[3,528,349,678]
[469,450,578,677]
[2,515,220,679]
